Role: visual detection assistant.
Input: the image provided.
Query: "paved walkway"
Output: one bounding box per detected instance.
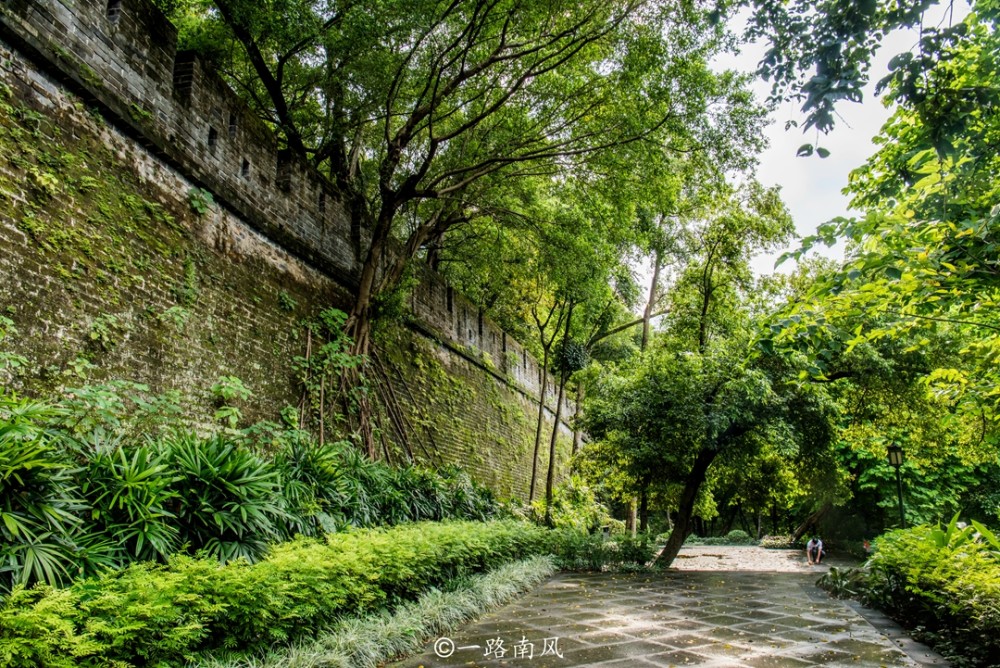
[393,548,948,668]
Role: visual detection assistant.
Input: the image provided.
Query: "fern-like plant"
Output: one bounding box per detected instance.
[158,432,289,563]
[0,396,83,590]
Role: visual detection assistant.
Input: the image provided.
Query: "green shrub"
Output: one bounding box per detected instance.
[547,530,657,570]
[683,530,757,546]
[0,397,85,591]
[520,475,611,532]
[0,520,550,667]
[863,519,1000,667]
[158,433,289,563]
[758,534,794,549]
[198,555,557,668]
[80,442,180,566]
[724,529,755,545]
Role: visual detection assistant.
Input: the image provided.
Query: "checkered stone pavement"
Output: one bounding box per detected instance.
[392,571,949,668]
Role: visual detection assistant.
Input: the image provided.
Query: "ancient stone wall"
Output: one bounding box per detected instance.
[0,0,575,497]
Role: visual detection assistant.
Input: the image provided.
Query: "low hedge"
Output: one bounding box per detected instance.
[864,523,1000,667]
[0,520,550,668]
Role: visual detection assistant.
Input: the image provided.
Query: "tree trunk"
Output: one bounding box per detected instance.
[738,505,752,535]
[544,372,567,525]
[626,499,637,536]
[721,506,737,535]
[652,448,718,568]
[571,383,584,456]
[529,346,551,502]
[642,249,662,351]
[639,482,650,533]
[791,502,832,542]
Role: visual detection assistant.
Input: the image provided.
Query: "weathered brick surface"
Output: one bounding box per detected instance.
[0,0,576,496]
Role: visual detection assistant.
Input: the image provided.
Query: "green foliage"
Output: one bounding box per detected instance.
[817,566,867,599]
[197,555,557,668]
[0,316,28,383]
[158,432,286,563]
[291,308,364,437]
[0,397,83,591]
[724,529,754,544]
[188,187,215,215]
[758,534,794,549]
[523,475,610,533]
[0,371,506,589]
[80,443,180,565]
[0,520,551,667]
[277,290,297,312]
[860,521,1000,667]
[546,530,657,571]
[86,314,124,352]
[684,530,756,546]
[210,375,253,429]
[0,586,102,668]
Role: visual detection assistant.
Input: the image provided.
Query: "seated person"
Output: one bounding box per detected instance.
[806,536,825,565]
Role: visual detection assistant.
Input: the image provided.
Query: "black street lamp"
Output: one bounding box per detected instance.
[887,444,906,529]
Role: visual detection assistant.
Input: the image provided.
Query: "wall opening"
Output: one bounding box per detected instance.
[207,126,218,150]
[446,286,453,313]
[228,113,237,139]
[106,0,122,22]
[478,309,483,339]
[172,51,196,105]
[241,159,251,178]
[276,149,292,192]
[318,191,326,214]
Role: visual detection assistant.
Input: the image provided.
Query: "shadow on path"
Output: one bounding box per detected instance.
[392,565,949,667]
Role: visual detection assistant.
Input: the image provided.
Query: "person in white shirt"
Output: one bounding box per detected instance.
[806,536,825,565]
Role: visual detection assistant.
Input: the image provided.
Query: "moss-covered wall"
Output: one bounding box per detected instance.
[0,38,349,423]
[379,327,574,499]
[0,32,575,498]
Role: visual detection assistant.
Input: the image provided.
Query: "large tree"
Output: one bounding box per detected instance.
[160,0,769,453]
[581,182,804,566]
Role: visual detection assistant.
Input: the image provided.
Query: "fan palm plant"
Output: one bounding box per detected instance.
[0,396,84,590]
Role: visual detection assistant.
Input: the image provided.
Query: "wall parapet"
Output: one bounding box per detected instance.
[0,0,575,418]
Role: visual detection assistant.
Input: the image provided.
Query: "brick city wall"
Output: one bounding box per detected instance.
[0,0,575,497]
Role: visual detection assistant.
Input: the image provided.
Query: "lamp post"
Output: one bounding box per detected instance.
[887,444,906,529]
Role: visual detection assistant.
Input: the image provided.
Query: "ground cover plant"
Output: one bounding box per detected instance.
[195,555,557,668]
[0,520,551,668]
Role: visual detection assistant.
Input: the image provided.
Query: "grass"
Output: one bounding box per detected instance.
[194,555,556,668]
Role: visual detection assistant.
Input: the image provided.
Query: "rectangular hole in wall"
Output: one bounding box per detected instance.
[522,350,527,370]
[172,51,196,105]
[477,310,483,339]
[446,286,453,314]
[207,126,218,150]
[276,149,292,192]
[107,0,122,22]
[318,191,326,214]
[228,113,237,139]
[241,159,251,178]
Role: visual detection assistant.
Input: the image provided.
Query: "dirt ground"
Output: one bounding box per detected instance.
[671,544,861,572]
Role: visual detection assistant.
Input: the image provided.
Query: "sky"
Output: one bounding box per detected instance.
[716,28,905,276]
[712,5,968,276]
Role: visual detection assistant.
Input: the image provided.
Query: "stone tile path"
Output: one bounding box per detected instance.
[393,556,948,668]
